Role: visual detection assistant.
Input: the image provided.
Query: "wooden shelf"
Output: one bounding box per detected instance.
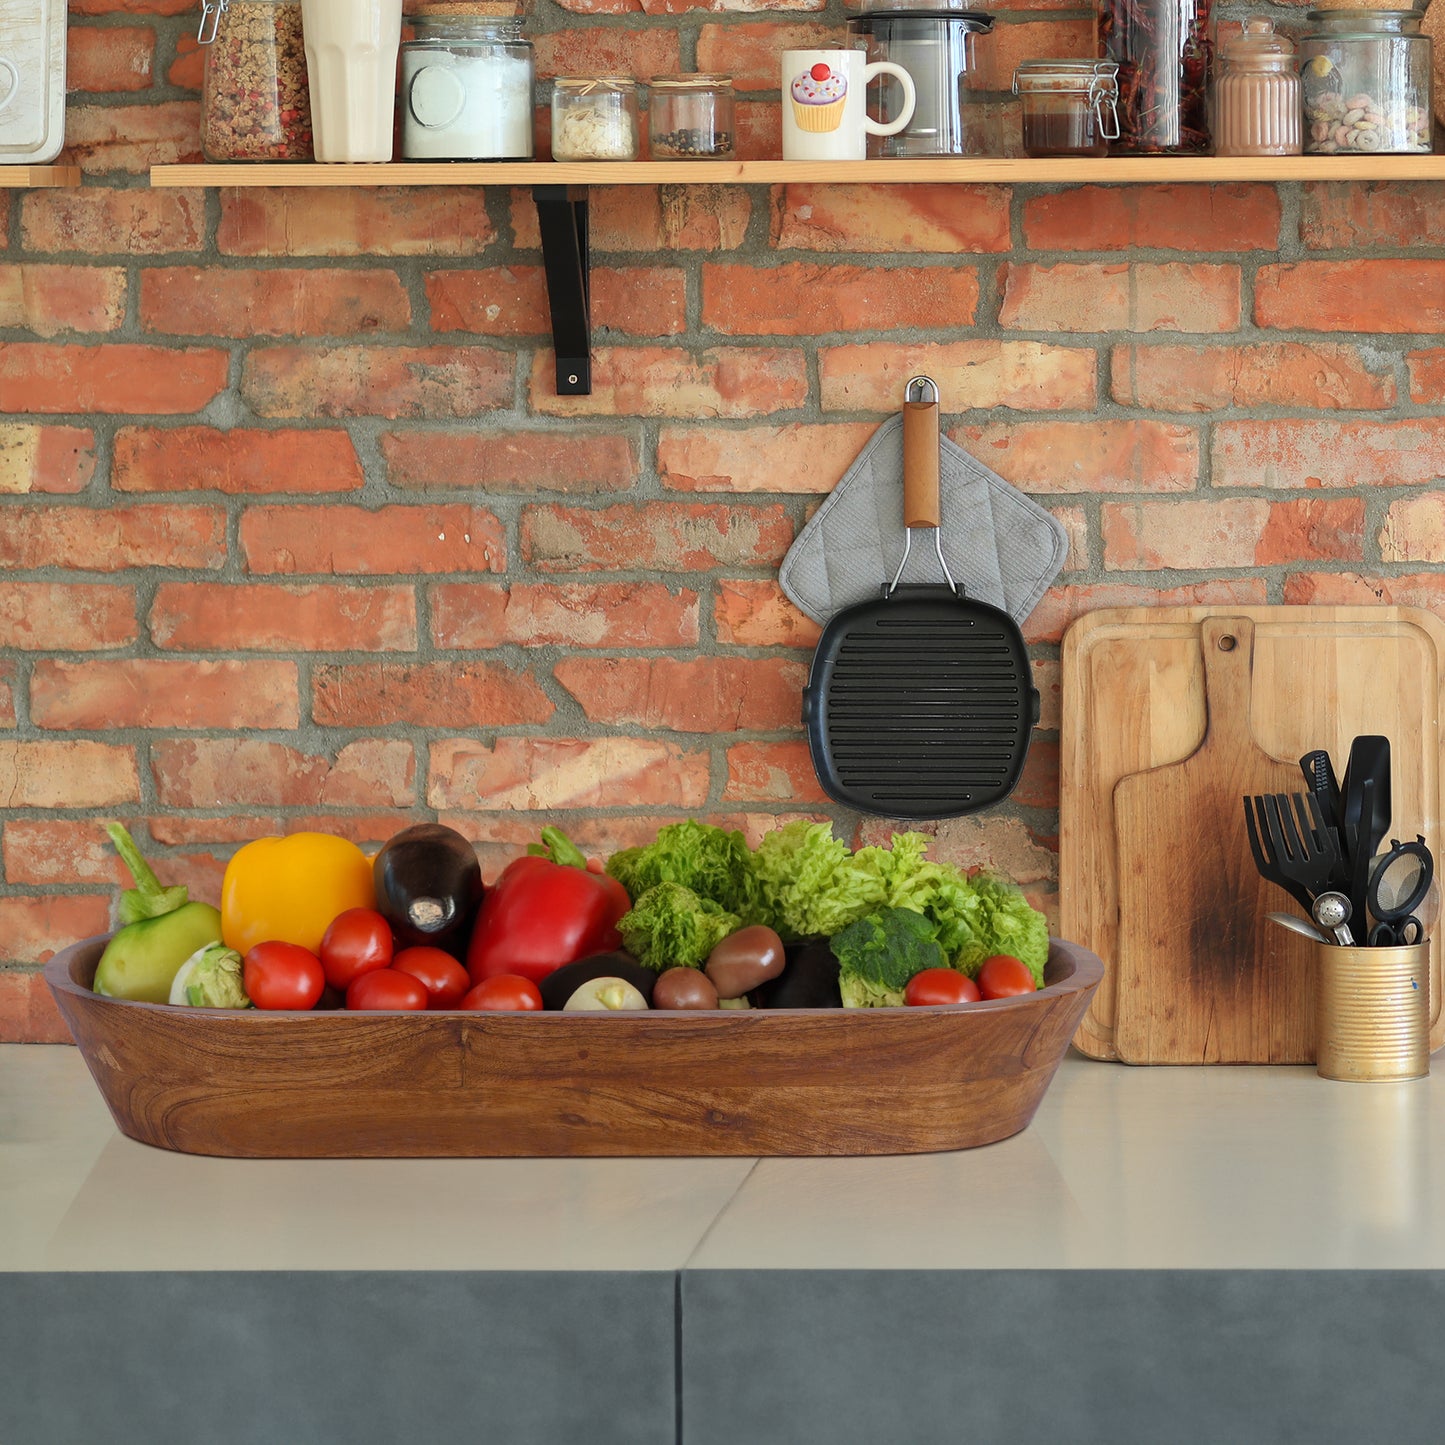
[151,155,1445,187]
[151,150,1445,399]
[0,163,82,188]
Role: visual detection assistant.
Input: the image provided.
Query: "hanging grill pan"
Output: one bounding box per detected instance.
[802,376,1040,819]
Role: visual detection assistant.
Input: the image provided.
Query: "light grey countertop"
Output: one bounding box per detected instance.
[6,1042,1444,1273]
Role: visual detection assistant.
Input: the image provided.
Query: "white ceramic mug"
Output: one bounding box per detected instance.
[301,0,404,162]
[781,49,917,161]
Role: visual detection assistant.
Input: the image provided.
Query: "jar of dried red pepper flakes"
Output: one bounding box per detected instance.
[1098,0,1214,153]
[198,0,314,161]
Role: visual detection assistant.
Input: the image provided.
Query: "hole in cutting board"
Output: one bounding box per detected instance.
[1218,634,1237,652]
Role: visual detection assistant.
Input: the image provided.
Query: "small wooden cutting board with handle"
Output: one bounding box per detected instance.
[1112,616,1315,1064]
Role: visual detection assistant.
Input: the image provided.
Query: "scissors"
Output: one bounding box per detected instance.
[1365,835,1433,947]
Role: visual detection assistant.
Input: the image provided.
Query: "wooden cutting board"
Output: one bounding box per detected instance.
[1112,618,1314,1063]
[1060,605,1445,1062]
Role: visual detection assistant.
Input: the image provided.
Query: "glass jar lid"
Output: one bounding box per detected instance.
[1221,18,1296,71]
[411,14,527,41]
[1304,8,1424,33]
[198,0,300,45]
[845,0,989,10]
[848,10,995,32]
[555,75,636,94]
[1013,58,1120,93]
[414,0,527,15]
[648,74,733,90]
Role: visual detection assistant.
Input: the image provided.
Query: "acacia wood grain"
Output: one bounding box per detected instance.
[1113,618,1314,1063]
[45,936,1101,1158]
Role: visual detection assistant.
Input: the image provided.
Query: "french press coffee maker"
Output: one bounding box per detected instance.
[846,6,996,156]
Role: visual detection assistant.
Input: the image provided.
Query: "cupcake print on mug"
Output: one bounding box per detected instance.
[781,49,916,160]
[791,60,849,132]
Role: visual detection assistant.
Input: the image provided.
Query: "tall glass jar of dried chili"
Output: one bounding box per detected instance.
[1098,0,1214,153]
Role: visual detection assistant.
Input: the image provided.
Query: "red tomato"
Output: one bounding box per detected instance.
[319,907,394,991]
[243,941,326,1011]
[460,975,543,1011]
[393,946,471,1010]
[904,968,981,1007]
[976,954,1037,1000]
[347,968,429,1011]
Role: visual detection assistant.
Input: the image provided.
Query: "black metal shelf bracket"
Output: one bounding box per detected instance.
[532,184,591,396]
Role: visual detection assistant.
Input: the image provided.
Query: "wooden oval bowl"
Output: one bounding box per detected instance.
[45,936,1102,1158]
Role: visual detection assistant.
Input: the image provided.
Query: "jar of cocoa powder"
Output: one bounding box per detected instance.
[1013,60,1121,157]
[1214,18,1302,156]
[198,0,313,161]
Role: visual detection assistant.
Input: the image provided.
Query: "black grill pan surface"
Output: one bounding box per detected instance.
[801,378,1039,819]
[804,585,1038,818]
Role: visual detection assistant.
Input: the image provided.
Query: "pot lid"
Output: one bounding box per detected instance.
[1222,17,1297,64]
[844,0,989,11]
[847,10,996,28]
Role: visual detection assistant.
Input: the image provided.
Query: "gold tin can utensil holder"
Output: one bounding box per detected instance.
[1314,940,1430,1082]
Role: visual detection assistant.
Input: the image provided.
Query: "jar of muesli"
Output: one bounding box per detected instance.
[198,0,313,161]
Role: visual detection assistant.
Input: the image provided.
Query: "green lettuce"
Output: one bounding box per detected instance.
[617,882,743,972]
[953,872,1051,986]
[749,821,886,941]
[607,821,760,918]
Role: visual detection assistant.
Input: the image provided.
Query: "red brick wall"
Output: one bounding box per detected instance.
[2,2,1442,1038]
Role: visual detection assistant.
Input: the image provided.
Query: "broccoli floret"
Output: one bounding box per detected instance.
[830,907,944,1008]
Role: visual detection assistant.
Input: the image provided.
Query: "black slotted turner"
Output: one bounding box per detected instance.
[802,377,1040,819]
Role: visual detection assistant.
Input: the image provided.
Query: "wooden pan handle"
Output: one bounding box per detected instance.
[903,392,940,530]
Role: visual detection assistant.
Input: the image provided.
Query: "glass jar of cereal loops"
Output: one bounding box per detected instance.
[197,0,313,161]
[1299,9,1432,154]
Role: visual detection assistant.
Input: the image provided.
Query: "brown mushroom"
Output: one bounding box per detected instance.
[652,967,720,1010]
[704,925,786,1000]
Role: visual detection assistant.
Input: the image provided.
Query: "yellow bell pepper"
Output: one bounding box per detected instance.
[221,832,375,957]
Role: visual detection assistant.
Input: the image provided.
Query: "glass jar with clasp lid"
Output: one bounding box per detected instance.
[1299,9,1431,154]
[197,0,313,161]
[1012,59,1120,157]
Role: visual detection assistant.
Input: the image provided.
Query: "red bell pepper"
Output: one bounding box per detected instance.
[466,827,631,985]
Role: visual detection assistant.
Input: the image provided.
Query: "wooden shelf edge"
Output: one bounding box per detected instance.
[0,163,83,188]
[150,155,1445,188]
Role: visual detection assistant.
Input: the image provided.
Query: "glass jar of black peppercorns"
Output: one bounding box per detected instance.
[648,74,735,158]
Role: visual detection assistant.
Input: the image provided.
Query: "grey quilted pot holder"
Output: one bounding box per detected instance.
[779,415,1069,627]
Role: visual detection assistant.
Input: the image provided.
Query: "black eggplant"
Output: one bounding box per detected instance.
[373,823,485,959]
[750,937,842,1009]
[539,951,655,1010]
